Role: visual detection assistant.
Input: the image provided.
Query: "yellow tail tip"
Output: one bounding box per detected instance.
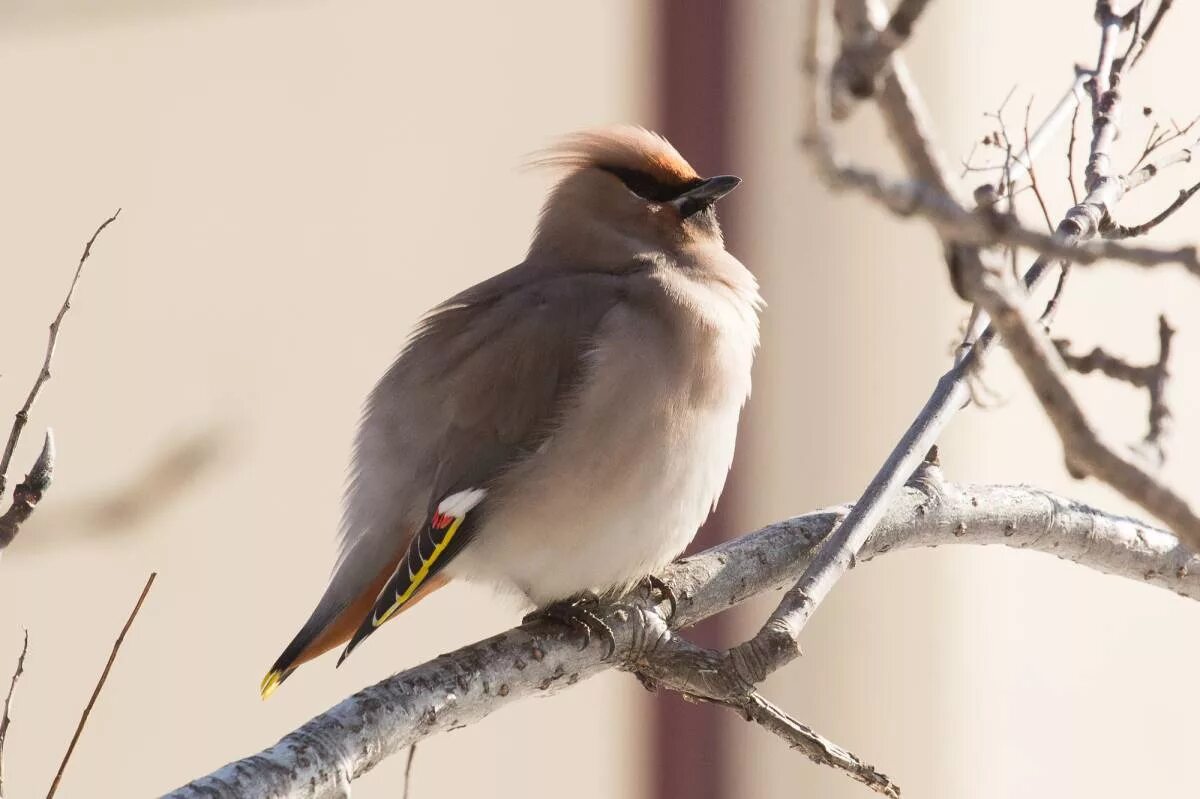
[260,670,284,700]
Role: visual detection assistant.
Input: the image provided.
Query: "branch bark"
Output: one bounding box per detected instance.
[166,482,1196,799]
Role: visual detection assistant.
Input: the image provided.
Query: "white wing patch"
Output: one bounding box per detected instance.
[437,487,488,518]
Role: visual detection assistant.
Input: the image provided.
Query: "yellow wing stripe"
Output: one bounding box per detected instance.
[373,514,465,628]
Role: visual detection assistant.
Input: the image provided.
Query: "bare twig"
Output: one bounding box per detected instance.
[831,0,963,203]
[45,572,155,799]
[788,0,1196,691]
[0,631,28,799]
[1067,99,1081,204]
[830,0,936,115]
[0,432,54,551]
[1039,263,1072,326]
[402,743,418,799]
[1084,6,1122,190]
[1056,315,1174,464]
[719,0,1059,694]
[1024,98,1056,232]
[1147,314,1174,461]
[973,274,1198,543]
[1130,117,1197,172]
[165,482,1198,798]
[1123,137,1196,192]
[1131,0,1174,68]
[737,692,899,796]
[1010,71,1088,189]
[804,132,1200,273]
[1103,181,1200,238]
[0,211,120,504]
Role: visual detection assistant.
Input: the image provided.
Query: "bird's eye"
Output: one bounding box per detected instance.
[602,167,700,204]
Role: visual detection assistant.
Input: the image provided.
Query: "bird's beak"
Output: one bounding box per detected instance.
[671,175,742,219]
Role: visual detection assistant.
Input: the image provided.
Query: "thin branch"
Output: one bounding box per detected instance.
[1024,98,1056,232]
[0,631,28,799]
[973,270,1199,545]
[1084,6,1122,190]
[1055,315,1175,465]
[0,210,120,503]
[739,692,899,797]
[832,0,963,203]
[1131,0,1174,68]
[1039,263,1072,325]
[1123,137,1196,192]
[783,0,1196,695]
[804,136,1200,273]
[745,0,1060,694]
[1146,314,1174,462]
[1130,117,1197,172]
[46,572,155,799]
[402,743,418,799]
[1103,181,1200,238]
[829,0,937,113]
[983,72,1087,191]
[164,482,1198,799]
[1067,97,1082,203]
[937,2,1200,549]
[0,432,54,551]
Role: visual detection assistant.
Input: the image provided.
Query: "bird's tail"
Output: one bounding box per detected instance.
[260,569,449,699]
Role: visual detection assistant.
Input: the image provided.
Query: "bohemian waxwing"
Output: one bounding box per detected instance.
[261,126,761,698]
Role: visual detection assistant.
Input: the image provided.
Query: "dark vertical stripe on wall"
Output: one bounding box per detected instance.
[652,2,737,799]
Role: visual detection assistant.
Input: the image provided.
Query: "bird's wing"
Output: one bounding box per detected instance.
[263,265,642,691]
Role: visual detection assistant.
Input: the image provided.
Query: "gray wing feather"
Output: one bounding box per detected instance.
[310,264,634,630]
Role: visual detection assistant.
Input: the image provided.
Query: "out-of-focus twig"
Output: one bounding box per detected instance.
[10,428,230,551]
[1023,98,1055,232]
[1131,0,1174,68]
[0,631,28,799]
[1056,315,1175,465]
[0,211,120,551]
[402,743,418,799]
[1006,69,1089,189]
[967,1,1200,546]
[1067,99,1082,204]
[830,0,935,115]
[45,572,155,799]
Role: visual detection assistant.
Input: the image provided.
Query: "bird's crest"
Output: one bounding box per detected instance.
[530,126,700,187]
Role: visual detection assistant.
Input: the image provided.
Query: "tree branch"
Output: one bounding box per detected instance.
[957,2,1200,548]
[46,572,155,799]
[1055,314,1174,464]
[0,631,28,799]
[971,275,1200,548]
[0,210,120,551]
[165,481,1196,799]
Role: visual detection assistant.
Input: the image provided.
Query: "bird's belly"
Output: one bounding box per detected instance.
[448,400,742,606]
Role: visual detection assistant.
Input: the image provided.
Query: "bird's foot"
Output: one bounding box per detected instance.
[524,595,616,659]
[642,574,677,621]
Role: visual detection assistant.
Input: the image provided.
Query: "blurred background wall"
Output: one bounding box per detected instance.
[0,2,1197,797]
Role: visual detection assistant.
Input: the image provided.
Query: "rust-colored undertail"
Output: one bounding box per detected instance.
[260,561,449,699]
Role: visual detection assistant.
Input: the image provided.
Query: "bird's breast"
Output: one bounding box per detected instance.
[448,271,760,605]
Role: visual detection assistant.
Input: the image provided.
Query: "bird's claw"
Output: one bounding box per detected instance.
[525,596,616,659]
[643,574,677,621]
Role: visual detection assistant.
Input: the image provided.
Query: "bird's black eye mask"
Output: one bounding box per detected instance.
[601,166,703,203]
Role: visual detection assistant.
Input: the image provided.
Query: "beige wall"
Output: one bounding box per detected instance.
[2,2,1200,798]
[0,3,653,797]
